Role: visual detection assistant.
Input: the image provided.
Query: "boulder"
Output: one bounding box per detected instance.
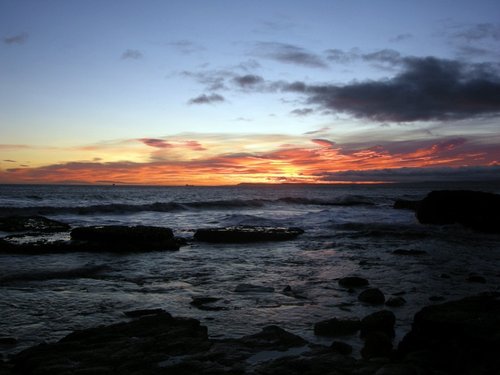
[330,341,353,355]
[193,226,304,243]
[393,199,420,211]
[416,190,500,233]
[398,293,500,374]
[313,318,361,337]
[338,276,369,288]
[361,331,393,359]
[70,225,180,251]
[358,288,385,305]
[360,310,396,338]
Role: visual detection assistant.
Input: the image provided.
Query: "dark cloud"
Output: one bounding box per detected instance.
[188,93,225,105]
[140,138,173,148]
[454,23,500,42]
[254,42,327,68]
[233,74,264,88]
[3,32,28,45]
[3,159,16,163]
[318,165,500,182]
[284,56,500,122]
[290,108,314,116]
[121,49,143,60]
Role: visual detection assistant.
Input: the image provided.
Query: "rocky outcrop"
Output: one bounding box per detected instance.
[0,225,182,253]
[0,216,70,233]
[194,226,304,243]
[416,190,500,233]
[393,199,420,211]
[338,276,369,288]
[398,293,500,374]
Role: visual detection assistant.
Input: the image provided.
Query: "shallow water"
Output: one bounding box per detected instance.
[1,182,499,357]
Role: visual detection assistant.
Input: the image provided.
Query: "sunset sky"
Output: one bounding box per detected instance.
[1,0,499,185]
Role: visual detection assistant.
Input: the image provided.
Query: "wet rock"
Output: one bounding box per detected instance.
[467,274,486,283]
[338,276,369,288]
[235,283,274,293]
[361,331,393,360]
[374,363,421,375]
[313,318,360,337]
[193,226,304,243]
[252,350,358,375]
[282,285,307,299]
[358,288,385,305]
[428,296,445,302]
[0,216,70,233]
[124,308,167,318]
[71,225,179,251]
[398,293,500,374]
[416,190,500,233]
[392,249,427,256]
[0,337,17,346]
[239,325,307,350]
[393,199,420,211]
[360,310,396,338]
[190,297,226,311]
[385,297,406,307]
[10,311,211,375]
[330,341,353,355]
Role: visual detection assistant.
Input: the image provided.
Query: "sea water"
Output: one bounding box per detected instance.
[1,182,499,356]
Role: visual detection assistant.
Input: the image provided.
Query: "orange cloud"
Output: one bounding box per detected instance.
[1,134,498,185]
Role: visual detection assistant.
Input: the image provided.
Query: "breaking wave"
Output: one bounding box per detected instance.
[0,195,377,216]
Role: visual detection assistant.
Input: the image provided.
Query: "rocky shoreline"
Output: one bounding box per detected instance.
[1,293,498,374]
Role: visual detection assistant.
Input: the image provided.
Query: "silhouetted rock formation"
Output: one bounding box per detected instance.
[0,216,70,233]
[0,225,182,253]
[416,190,500,233]
[398,293,500,374]
[194,226,304,243]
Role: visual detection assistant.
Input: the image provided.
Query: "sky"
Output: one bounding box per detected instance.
[1,0,499,185]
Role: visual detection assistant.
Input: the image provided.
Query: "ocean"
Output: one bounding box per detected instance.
[1,182,499,356]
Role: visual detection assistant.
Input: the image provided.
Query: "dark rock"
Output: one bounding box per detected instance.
[428,296,445,302]
[193,226,304,243]
[239,325,307,350]
[1,225,182,253]
[385,297,406,307]
[393,199,420,211]
[467,275,486,283]
[358,288,385,305]
[314,317,360,337]
[330,341,353,355]
[190,297,226,311]
[10,311,210,375]
[392,249,427,256]
[398,293,500,374]
[0,337,17,346]
[374,363,421,375]
[361,331,393,359]
[360,310,396,338]
[251,350,358,375]
[124,308,166,318]
[416,190,500,233]
[338,276,369,288]
[71,225,177,249]
[0,216,70,233]
[235,283,274,293]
